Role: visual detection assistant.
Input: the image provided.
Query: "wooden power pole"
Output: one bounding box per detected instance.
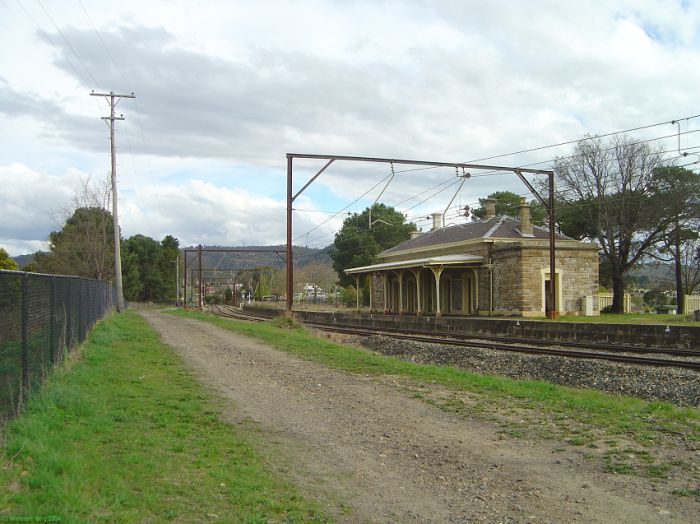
[90,90,135,312]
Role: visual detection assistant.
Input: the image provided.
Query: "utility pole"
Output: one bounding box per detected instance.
[91,90,135,312]
[198,245,203,310]
[173,256,180,307]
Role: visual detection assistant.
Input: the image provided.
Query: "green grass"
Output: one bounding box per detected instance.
[170,310,700,448]
[672,487,700,499]
[0,311,328,523]
[555,313,698,325]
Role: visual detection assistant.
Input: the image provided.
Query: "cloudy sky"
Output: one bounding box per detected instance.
[1,0,699,256]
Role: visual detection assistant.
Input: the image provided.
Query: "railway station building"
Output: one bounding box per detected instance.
[345,198,599,317]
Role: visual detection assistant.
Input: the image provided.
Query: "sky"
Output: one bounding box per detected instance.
[1,0,699,257]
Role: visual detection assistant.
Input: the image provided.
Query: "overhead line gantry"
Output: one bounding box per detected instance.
[285,153,558,319]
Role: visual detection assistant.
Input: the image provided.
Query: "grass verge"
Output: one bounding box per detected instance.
[0,311,327,523]
[555,312,698,325]
[170,310,700,446]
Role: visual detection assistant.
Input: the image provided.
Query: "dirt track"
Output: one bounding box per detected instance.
[142,311,696,523]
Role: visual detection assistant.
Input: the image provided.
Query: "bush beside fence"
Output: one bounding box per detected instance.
[0,270,116,422]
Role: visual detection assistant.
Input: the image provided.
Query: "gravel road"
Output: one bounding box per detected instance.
[142,311,696,523]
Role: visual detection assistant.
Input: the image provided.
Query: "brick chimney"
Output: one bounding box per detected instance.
[484,198,496,220]
[430,212,443,231]
[518,197,534,236]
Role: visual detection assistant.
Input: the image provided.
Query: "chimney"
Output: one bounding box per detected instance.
[484,198,496,220]
[410,230,423,239]
[431,212,443,231]
[518,197,534,236]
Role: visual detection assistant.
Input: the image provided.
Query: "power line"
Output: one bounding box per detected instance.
[392,112,700,177]
[36,0,101,87]
[467,128,700,179]
[467,113,700,164]
[293,173,393,242]
[77,0,131,92]
[15,0,94,88]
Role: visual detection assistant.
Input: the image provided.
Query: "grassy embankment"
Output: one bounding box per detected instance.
[171,309,700,481]
[0,311,328,523]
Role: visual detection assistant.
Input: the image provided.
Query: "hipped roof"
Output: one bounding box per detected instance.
[380,216,575,256]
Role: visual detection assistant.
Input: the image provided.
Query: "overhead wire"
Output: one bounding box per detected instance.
[303,119,700,249]
[35,0,101,87]
[15,0,96,91]
[389,113,700,177]
[301,134,699,252]
[77,0,131,92]
[466,128,700,179]
[292,172,393,242]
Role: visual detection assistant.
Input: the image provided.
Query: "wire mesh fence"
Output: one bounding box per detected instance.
[0,270,116,422]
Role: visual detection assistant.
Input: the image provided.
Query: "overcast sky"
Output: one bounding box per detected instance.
[1,0,699,257]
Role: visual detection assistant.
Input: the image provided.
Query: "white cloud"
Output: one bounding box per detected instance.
[1,0,699,256]
[119,178,340,248]
[0,163,83,250]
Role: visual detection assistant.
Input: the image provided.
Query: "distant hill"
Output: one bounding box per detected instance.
[180,245,332,271]
[628,263,674,286]
[11,253,35,269]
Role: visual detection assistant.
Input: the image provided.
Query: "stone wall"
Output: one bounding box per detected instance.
[257,308,700,349]
[490,245,523,313]
[489,242,599,316]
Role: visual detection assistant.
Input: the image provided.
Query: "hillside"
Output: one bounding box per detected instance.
[180,245,332,270]
[11,253,35,269]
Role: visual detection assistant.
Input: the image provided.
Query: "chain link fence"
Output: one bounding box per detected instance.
[0,270,116,422]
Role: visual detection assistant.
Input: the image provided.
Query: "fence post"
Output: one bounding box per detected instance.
[78,279,84,343]
[21,273,29,400]
[49,276,56,364]
[67,279,73,349]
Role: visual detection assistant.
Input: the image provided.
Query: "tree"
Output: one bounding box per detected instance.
[158,235,180,300]
[0,248,18,270]
[329,204,416,286]
[646,166,700,313]
[35,176,115,280]
[121,249,142,301]
[472,191,547,224]
[21,262,39,273]
[35,207,115,280]
[295,262,337,293]
[255,268,272,299]
[680,236,700,296]
[555,196,600,240]
[122,235,165,301]
[554,134,673,313]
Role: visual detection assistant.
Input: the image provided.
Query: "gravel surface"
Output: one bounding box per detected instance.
[354,335,700,406]
[143,311,698,523]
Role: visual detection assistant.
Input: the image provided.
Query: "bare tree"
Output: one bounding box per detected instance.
[555,135,670,313]
[36,175,116,280]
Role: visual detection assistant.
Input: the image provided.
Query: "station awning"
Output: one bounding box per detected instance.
[344,253,484,274]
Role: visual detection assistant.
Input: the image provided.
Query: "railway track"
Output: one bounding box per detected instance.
[210,305,700,371]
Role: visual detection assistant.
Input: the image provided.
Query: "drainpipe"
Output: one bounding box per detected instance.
[355,274,360,313]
